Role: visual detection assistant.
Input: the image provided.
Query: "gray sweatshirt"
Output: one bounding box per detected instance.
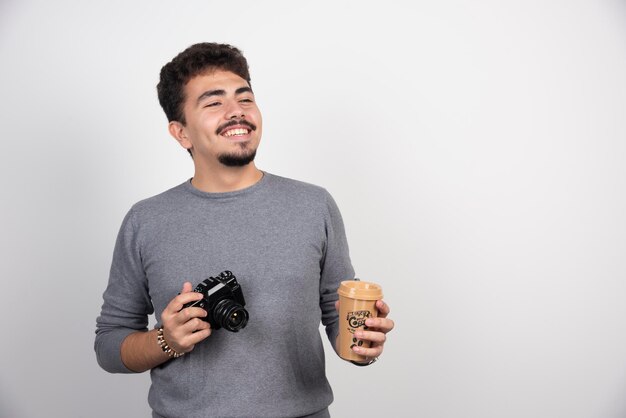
[95,172,355,418]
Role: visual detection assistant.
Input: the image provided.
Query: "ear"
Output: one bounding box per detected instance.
[168,121,193,151]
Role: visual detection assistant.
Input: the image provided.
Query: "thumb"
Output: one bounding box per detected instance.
[181,281,193,293]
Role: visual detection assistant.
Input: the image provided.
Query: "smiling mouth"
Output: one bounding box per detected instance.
[222,127,250,137]
[217,120,257,138]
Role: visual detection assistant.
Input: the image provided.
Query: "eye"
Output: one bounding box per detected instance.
[239,98,254,103]
[204,102,221,108]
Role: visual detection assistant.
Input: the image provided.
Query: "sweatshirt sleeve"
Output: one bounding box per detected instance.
[94,207,154,373]
[319,191,355,353]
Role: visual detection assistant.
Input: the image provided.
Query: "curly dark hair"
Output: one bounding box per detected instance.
[157,43,251,125]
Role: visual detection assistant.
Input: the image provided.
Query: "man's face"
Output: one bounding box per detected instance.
[172,69,262,168]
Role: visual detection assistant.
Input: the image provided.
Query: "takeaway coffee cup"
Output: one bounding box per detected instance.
[337,280,384,362]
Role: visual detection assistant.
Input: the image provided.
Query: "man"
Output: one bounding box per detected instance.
[95,43,394,418]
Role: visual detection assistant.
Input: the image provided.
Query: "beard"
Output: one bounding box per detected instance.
[217,143,257,167]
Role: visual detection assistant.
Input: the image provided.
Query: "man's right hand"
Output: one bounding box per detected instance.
[120,282,212,373]
[160,282,212,354]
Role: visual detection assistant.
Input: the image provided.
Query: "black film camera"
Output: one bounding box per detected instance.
[183,271,249,332]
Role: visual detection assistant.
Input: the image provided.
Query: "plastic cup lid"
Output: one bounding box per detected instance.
[338,280,383,300]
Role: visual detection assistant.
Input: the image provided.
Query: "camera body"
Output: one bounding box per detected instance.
[183,271,249,332]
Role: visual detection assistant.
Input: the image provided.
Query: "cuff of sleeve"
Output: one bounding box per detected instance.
[95,328,140,374]
[350,357,378,366]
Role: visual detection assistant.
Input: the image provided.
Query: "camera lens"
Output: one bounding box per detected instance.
[212,299,249,332]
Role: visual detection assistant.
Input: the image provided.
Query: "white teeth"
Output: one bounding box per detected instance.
[223,128,249,137]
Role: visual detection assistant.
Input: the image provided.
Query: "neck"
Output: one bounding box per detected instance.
[191,162,263,193]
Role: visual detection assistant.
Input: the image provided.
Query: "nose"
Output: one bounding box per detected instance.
[225,100,245,119]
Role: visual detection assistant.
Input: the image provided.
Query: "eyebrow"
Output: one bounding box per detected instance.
[196,86,254,105]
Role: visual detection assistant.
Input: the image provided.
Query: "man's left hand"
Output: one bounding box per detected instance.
[335,299,395,362]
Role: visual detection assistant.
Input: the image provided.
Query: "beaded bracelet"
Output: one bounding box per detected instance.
[157,327,184,358]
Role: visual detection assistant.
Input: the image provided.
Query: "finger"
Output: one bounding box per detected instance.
[365,317,395,333]
[376,300,390,318]
[354,330,387,344]
[183,327,212,347]
[166,290,204,313]
[176,307,208,324]
[181,281,193,293]
[171,327,212,354]
[163,317,211,352]
[180,317,211,334]
[352,344,383,358]
[335,300,339,312]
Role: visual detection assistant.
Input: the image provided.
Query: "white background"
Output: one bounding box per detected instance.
[1,1,626,417]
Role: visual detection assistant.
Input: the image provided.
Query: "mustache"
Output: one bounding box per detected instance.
[216,119,257,135]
